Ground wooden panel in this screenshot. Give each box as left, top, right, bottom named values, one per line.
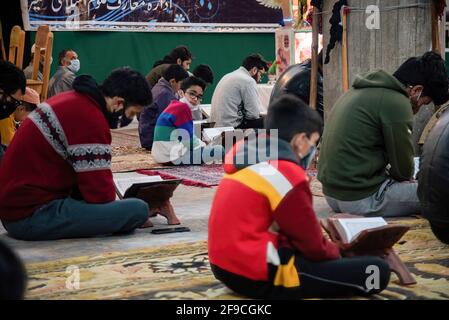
left=323, top=0, right=435, bottom=117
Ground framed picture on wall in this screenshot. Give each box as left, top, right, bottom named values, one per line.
left=294, top=30, right=323, bottom=64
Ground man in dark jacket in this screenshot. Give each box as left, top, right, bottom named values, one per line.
left=139, top=64, right=189, bottom=149
left=269, top=50, right=324, bottom=118
left=318, top=51, right=449, bottom=217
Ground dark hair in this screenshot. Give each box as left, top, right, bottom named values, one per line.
left=101, top=67, right=152, bottom=107
left=162, top=64, right=189, bottom=82
left=242, top=54, right=269, bottom=72
left=21, top=101, right=37, bottom=112
left=58, top=49, right=73, bottom=66
left=0, top=240, right=27, bottom=300
left=153, top=46, right=193, bottom=68
left=265, top=94, right=323, bottom=142
left=180, top=76, right=206, bottom=92
left=193, top=64, right=214, bottom=85
left=0, top=61, right=26, bottom=95
left=393, top=51, right=449, bottom=105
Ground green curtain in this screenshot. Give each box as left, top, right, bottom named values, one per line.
left=33, top=31, right=275, bottom=103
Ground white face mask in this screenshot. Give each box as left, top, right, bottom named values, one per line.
left=67, top=59, right=80, bottom=73
left=180, top=97, right=198, bottom=111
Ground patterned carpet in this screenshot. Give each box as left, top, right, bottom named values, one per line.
left=25, top=218, right=449, bottom=300
left=111, top=129, right=165, bottom=172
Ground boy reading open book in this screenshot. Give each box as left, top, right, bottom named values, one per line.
left=113, top=172, right=182, bottom=227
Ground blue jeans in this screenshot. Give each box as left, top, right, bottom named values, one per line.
left=2, top=197, right=149, bottom=240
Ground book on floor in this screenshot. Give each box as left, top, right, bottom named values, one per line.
left=320, top=214, right=415, bottom=285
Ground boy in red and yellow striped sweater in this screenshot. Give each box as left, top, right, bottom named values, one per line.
left=208, top=94, right=391, bottom=299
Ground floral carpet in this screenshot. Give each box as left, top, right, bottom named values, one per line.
left=139, top=164, right=225, bottom=188
left=25, top=217, right=449, bottom=300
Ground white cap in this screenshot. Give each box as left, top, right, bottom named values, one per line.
left=31, top=44, right=46, bottom=54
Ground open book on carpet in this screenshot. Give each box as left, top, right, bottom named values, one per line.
left=321, top=214, right=416, bottom=285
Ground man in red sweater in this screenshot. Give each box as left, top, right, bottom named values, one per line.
left=208, top=94, right=391, bottom=299
left=0, top=68, right=153, bottom=240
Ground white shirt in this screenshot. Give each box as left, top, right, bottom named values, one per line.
left=211, top=67, right=262, bottom=128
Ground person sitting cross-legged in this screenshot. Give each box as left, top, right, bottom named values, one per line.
left=0, top=67, right=153, bottom=241
left=208, top=94, right=390, bottom=299
left=151, top=76, right=224, bottom=165
left=318, top=51, right=449, bottom=217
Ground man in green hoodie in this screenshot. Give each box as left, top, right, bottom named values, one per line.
left=318, top=52, right=449, bottom=217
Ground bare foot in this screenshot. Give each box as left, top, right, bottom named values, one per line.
left=140, top=218, right=154, bottom=228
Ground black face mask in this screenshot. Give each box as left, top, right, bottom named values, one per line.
left=105, top=109, right=125, bottom=129
left=0, top=95, right=21, bottom=120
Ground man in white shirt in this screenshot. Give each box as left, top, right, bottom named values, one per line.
left=211, top=54, right=268, bottom=129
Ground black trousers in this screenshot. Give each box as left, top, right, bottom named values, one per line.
left=211, top=255, right=390, bottom=299
left=236, top=117, right=265, bottom=129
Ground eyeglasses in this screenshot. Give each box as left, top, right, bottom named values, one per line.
left=186, top=91, right=203, bottom=102
left=5, top=93, right=22, bottom=108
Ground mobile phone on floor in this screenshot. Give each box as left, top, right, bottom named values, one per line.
left=151, top=227, right=191, bottom=234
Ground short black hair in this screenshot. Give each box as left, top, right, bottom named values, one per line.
left=101, top=67, right=152, bottom=107
left=162, top=64, right=189, bottom=82
left=0, top=60, right=26, bottom=95
left=193, top=64, right=214, bottom=85
left=242, top=54, right=269, bottom=72
left=181, top=76, right=206, bottom=92
left=393, top=51, right=449, bottom=105
left=265, top=94, right=323, bottom=142
left=58, top=49, right=73, bottom=66
left=0, top=240, right=27, bottom=300
left=153, top=46, right=193, bottom=68
left=168, top=46, right=192, bottom=62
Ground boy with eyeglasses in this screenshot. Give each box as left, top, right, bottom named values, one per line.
left=152, top=76, right=224, bottom=165
left=0, top=87, right=40, bottom=151
left=0, top=61, right=26, bottom=162
left=139, top=64, right=189, bottom=150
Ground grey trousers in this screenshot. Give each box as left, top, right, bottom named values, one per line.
left=325, top=179, right=420, bottom=217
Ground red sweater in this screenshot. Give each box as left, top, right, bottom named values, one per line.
left=0, top=91, right=115, bottom=221
left=208, top=137, right=340, bottom=286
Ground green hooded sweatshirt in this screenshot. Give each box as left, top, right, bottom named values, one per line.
left=317, top=70, right=414, bottom=201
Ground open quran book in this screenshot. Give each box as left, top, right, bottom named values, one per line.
left=321, top=214, right=416, bottom=285
left=113, top=172, right=182, bottom=227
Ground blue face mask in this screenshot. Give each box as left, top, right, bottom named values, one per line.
left=300, top=145, right=317, bottom=170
